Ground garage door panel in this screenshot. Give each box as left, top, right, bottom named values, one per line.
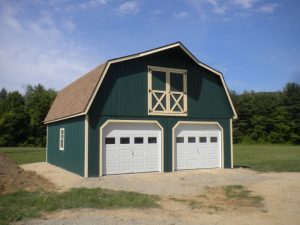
left=175, top=124, right=221, bottom=170
left=147, top=161, right=159, bottom=170
left=147, top=148, right=159, bottom=157
left=133, top=149, right=145, bottom=158
left=209, top=159, right=220, bottom=167
left=187, top=147, right=198, bottom=156
left=119, top=162, right=131, bottom=172
left=176, top=147, right=185, bottom=156
left=106, top=150, right=119, bottom=159
left=198, top=160, right=207, bottom=168
left=106, top=163, right=119, bottom=174
left=133, top=162, right=145, bottom=171
left=119, top=149, right=131, bottom=158
left=186, top=159, right=198, bottom=169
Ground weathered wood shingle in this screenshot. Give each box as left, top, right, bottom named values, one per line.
left=44, top=62, right=107, bottom=123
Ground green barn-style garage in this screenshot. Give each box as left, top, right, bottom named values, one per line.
left=44, top=42, right=237, bottom=177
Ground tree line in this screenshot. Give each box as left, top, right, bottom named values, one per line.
left=0, top=82, right=299, bottom=147
left=231, top=82, right=300, bottom=144
left=0, top=84, right=56, bottom=147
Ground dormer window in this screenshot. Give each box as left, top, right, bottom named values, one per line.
left=148, top=66, right=187, bottom=116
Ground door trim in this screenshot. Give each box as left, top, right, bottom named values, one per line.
left=172, top=121, right=224, bottom=171
left=99, top=119, right=164, bottom=177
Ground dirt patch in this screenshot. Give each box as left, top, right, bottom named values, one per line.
left=169, top=185, right=264, bottom=214
left=0, top=153, right=56, bottom=195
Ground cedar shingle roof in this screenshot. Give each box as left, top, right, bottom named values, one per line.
left=44, top=62, right=107, bottom=123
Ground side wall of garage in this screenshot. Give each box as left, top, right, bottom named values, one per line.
left=88, top=116, right=232, bottom=177
left=47, top=116, right=85, bottom=176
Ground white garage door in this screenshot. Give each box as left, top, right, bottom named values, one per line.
left=175, top=124, right=222, bottom=170
left=103, top=123, right=161, bottom=175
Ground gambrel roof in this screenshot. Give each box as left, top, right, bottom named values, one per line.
left=44, top=42, right=237, bottom=124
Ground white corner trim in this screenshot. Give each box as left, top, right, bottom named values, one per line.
left=84, top=43, right=237, bottom=119
left=171, top=121, right=224, bottom=171
left=84, top=115, right=89, bottom=178
left=46, top=126, right=48, bottom=162
left=230, top=119, right=233, bottom=168
left=99, top=119, right=164, bottom=177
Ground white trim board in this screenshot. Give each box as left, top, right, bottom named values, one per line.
left=84, top=115, right=89, bottom=177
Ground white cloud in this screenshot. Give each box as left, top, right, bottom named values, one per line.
left=63, top=20, right=76, bottom=31
left=0, top=4, right=95, bottom=91
left=118, top=1, right=140, bottom=15
left=187, top=0, right=279, bottom=18
left=259, top=3, right=278, bottom=14
left=213, top=5, right=228, bottom=15
left=174, top=11, right=189, bottom=18
left=151, top=9, right=163, bottom=16
left=234, top=0, right=255, bottom=9
left=77, top=0, right=108, bottom=10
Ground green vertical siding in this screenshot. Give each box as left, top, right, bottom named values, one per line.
left=87, top=47, right=234, bottom=176
left=47, top=116, right=85, bottom=176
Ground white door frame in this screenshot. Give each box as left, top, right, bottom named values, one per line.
left=99, top=119, right=164, bottom=177
left=172, top=121, right=224, bottom=171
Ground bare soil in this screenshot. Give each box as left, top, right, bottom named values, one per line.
left=0, top=154, right=56, bottom=195
left=16, top=162, right=300, bottom=225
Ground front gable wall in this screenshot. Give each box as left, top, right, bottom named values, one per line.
left=87, top=47, right=234, bottom=176
left=89, top=47, right=234, bottom=119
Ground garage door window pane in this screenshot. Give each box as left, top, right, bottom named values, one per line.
left=120, top=137, right=130, bottom=144
left=176, top=137, right=184, bottom=143
left=134, top=137, right=143, bottom=144
left=188, top=137, right=196, bottom=143
left=210, top=137, right=218, bottom=143
left=148, top=137, right=157, bottom=144
left=199, top=137, right=207, bottom=143
left=105, top=137, right=115, bottom=144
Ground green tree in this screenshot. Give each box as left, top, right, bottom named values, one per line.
left=0, top=91, right=30, bottom=146
left=24, top=84, right=56, bottom=146
left=0, top=88, right=8, bottom=116
left=282, top=83, right=300, bottom=144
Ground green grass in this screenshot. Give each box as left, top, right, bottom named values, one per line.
left=1, top=144, right=299, bottom=170
left=223, top=185, right=264, bottom=207
left=0, top=188, right=159, bottom=225
left=234, top=144, right=300, bottom=172
left=0, top=147, right=45, bottom=164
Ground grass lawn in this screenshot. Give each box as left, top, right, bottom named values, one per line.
left=0, top=147, right=45, bottom=164
left=0, top=145, right=299, bottom=171
left=0, top=188, right=159, bottom=225
left=234, top=144, right=300, bottom=172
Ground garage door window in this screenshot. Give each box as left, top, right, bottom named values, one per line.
left=199, top=137, right=207, bottom=143
left=148, top=137, right=157, bottom=144
left=134, top=137, right=144, bottom=144
left=148, top=66, right=187, bottom=116
left=210, top=137, right=218, bottom=143
left=188, top=137, right=196, bottom=143
left=120, top=137, right=130, bottom=144
left=176, top=137, right=184, bottom=143
left=105, top=137, right=115, bottom=144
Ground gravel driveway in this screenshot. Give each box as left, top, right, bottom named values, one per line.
left=19, top=163, right=300, bottom=225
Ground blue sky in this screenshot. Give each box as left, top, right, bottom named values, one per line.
left=0, top=0, right=299, bottom=93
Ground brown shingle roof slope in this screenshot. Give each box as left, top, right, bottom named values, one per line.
left=44, top=62, right=107, bottom=123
